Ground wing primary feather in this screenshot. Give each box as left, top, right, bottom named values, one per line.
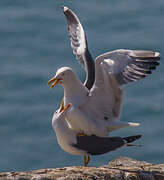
left=135, top=60, right=160, bottom=66
left=122, top=71, right=140, bottom=82
left=129, top=64, right=152, bottom=74
left=94, top=49, right=160, bottom=86
left=62, top=6, right=95, bottom=90
left=129, top=50, right=160, bottom=59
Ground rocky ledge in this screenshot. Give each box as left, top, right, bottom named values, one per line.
left=0, top=157, right=164, bottom=180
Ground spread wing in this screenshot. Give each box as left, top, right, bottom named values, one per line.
left=62, top=6, right=95, bottom=90
left=94, top=49, right=160, bottom=87
left=87, top=49, right=160, bottom=120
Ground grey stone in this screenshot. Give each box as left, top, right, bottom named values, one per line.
left=0, top=157, right=164, bottom=180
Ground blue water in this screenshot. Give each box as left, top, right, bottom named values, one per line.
left=0, top=0, right=164, bottom=172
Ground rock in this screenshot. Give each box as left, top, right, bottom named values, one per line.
left=0, top=157, right=164, bottom=180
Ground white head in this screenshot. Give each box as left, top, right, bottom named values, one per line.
left=48, top=67, right=77, bottom=88
left=52, top=103, right=71, bottom=123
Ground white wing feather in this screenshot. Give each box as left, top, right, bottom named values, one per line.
left=85, top=49, right=160, bottom=122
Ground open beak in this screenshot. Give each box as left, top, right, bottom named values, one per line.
left=58, top=102, right=71, bottom=113
left=64, top=103, right=71, bottom=111
left=48, top=77, right=62, bottom=88
left=59, top=100, right=64, bottom=113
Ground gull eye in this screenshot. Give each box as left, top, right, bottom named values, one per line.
left=61, top=72, right=65, bottom=76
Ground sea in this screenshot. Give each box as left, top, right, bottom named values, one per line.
left=0, top=0, right=164, bottom=172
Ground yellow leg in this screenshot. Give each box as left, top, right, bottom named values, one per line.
left=77, top=132, right=85, bottom=136
left=84, top=155, right=90, bottom=167
left=84, top=155, right=87, bottom=167
left=86, top=155, right=90, bottom=166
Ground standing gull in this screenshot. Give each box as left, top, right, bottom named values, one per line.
left=52, top=102, right=142, bottom=166
left=48, top=6, right=160, bottom=137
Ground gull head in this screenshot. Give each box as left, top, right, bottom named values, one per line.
left=53, top=103, right=71, bottom=121
left=48, top=67, right=76, bottom=88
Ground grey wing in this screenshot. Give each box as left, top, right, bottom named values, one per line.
left=62, top=6, right=95, bottom=90
left=87, top=49, right=160, bottom=121
left=72, top=135, right=125, bottom=155
left=95, top=49, right=160, bottom=86
left=72, top=134, right=142, bottom=155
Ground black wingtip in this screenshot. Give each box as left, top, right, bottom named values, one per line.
left=123, top=135, right=142, bottom=143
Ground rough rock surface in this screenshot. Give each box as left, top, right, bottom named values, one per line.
left=0, top=157, right=164, bottom=180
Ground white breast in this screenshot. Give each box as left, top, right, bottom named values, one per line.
left=65, top=105, right=108, bottom=137
left=52, top=116, right=85, bottom=156
left=55, top=131, right=84, bottom=155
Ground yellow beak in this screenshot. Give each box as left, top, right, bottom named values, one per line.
left=48, top=77, right=61, bottom=88
left=59, top=99, right=64, bottom=113
left=64, top=103, right=71, bottom=111
left=59, top=102, right=71, bottom=113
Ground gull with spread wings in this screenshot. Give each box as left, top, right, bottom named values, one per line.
left=48, top=6, right=160, bottom=137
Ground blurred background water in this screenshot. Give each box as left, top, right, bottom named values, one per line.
left=0, top=0, right=164, bottom=172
